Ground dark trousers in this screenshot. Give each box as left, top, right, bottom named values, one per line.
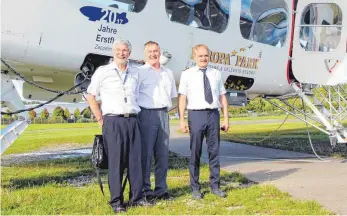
left=188, top=109, right=220, bottom=191
left=102, top=115, right=143, bottom=207
left=138, top=107, right=170, bottom=196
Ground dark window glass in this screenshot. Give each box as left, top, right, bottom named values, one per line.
left=165, top=0, right=231, bottom=33
left=240, top=0, right=289, bottom=48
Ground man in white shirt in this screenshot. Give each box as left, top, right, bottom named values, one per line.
left=178, top=44, right=229, bottom=199
left=85, top=39, right=152, bottom=213
left=138, top=41, right=178, bottom=201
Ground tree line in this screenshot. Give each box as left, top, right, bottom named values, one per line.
left=3, top=88, right=346, bottom=121
left=1, top=98, right=308, bottom=120
left=3, top=107, right=92, bottom=121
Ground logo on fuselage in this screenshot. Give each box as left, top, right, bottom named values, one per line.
left=80, top=6, right=129, bottom=25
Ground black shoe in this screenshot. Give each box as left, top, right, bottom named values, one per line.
left=112, top=205, right=126, bottom=213
left=192, top=190, right=203, bottom=199
left=129, top=199, right=154, bottom=207
left=156, top=192, right=174, bottom=201
left=144, top=194, right=156, bottom=202
left=211, top=188, right=227, bottom=198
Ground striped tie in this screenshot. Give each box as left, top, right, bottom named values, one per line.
left=200, top=68, right=213, bottom=104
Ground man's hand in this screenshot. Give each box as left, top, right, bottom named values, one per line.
left=180, top=119, right=189, bottom=133
left=97, top=117, right=103, bottom=127
left=178, top=94, right=189, bottom=133
left=85, top=94, right=103, bottom=128
left=219, top=94, right=229, bottom=132
left=221, top=118, right=229, bottom=132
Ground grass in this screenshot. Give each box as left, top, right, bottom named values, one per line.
left=222, top=119, right=347, bottom=157
left=2, top=123, right=101, bottom=155
left=1, top=154, right=332, bottom=215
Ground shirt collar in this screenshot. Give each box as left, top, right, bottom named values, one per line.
left=144, top=62, right=164, bottom=72
left=109, top=61, right=130, bottom=72
left=193, top=66, right=208, bottom=72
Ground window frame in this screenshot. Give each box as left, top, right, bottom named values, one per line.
left=298, top=3, right=343, bottom=52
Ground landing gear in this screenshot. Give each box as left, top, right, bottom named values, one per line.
left=264, top=82, right=347, bottom=159
left=266, top=82, right=347, bottom=147
left=1, top=73, right=30, bottom=154
left=0, top=58, right=97, bottom=154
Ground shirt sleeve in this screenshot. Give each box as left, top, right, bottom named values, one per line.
left=218, top=71, right=226, bottom=95
left=178, top=71, right=188, bottom=96
left=169, top=70, right=178, bottom=98
left=87, top=67, right=102, bottom=96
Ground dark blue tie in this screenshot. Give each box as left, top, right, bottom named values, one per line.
left=200, top=68, right=213, bottom=104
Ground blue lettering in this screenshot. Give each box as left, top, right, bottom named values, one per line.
left=80, top=6, right=129, bottom=24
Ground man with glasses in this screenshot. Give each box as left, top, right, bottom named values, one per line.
left=86, top=39, right=152, bottom=213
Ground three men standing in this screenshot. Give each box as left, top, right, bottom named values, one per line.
left=86, top=39, right=228, bottom=213
left=178, top=44, right=229, bottom=199
left=138, top=41, right=178, bottom=201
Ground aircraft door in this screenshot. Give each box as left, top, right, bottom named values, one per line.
left=292, top=0, right=347, bottom=85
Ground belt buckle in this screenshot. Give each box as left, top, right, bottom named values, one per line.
left=124, top=113, right=129, bottom=118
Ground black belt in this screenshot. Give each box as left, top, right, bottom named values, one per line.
left=140, top=106, right=167, bottom=111
left=188, top=108, right=218, bottom=111
left=104, top=113, right=137, bottom=118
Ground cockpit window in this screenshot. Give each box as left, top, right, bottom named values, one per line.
left=165, top=0, right=231, bottom=33
left=239, top=0, right=289, bottom=48
left=87, top=0, right=147, bottom=13
left=299, top=3, right=342, bottom=52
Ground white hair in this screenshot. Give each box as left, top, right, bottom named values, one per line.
left=112, top=38, right=132, bottom=52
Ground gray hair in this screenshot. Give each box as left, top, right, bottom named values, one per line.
left=112, top=38, right=132, bottom=52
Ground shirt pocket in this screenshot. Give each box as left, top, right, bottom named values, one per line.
left=210, top=77, right=219, bottom=98
left=142, top=77, right=157, bottom=89
left=209, top=76, right=220, bottom=94
left=102, top=77, right=122, bottom=91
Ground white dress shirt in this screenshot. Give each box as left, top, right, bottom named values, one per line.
left=87, top=61, right=141, bottom=115
left=138, top=63, right=178, bottom=109
left=178, top=66, right=226, bottom=110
